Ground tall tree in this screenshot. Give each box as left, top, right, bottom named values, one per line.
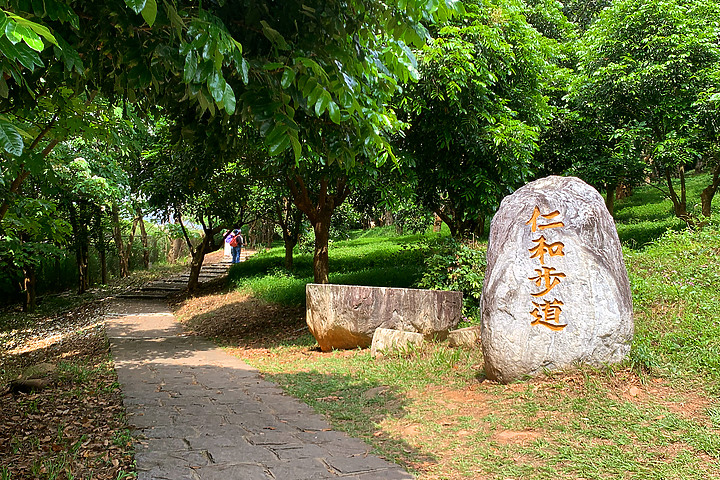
left=572, top=0, right=720, bottom=222
left=2, top=0, right=462, bottom=287
left=399, top=0, right=555, bottom=238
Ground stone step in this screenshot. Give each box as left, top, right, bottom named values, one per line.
left=141, top=284, right=185, bottom=291
left=117, top=291, right=176, bottom=299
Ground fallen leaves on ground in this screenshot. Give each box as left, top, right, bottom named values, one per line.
left=172, top=290, right=306, bottom=349
left=0, top=302, right=135, bottom=480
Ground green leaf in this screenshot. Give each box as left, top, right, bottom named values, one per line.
left=0, top=120, right=24, bottom=156
left=0, top=75, right=8, bottom=98
left=184, top=51, right=198, bottom=83
left=268, top=132, right=291, bottom=156
left=290, top=134, right=302, bottom=161
left=266, top=122, right=291, bottom=156
left=124, top=0, right=147, bottom=14
left=266, top=122, right=288, bottom=145
left=164, top=1, right=184, bottom=36
left=307, top=85, right=323, bottom=106
left=6, top=12, right=58, bottom=46
left=260, top=20, right=289, bottom=50
left=196, top=88, right=215, bottom=115
left=302, top=77, right=318, bottom=97
left=315, top=90, right=331, bottom=116
left=4, top=20, right=24, bottom=44
left=24, top=21, right=56, bottom=46
left=0, top=38, right=43, bottom=71
left=141, top=0, right=157, bottom=26
left=262, top=62, right=284, bottom=71
left=222, top=83, right=236, bottom=115
left=327, top=101, right=341, bottom=123
left=208, top=71, right=226, bottom=102
left=281, top=68, right=295, bottom=89
left=6, top=22, right=44, bottom=51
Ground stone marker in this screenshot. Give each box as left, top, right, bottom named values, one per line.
left=306, top=284, right=462, bottom=351
left=481, top=176, right=633, bottom=383
left=371, top=328, right=425, bottom=358
left=447, top=325, right=482, bottom=348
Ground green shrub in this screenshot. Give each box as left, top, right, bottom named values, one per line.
left=416, top=237, right=486, bottom=322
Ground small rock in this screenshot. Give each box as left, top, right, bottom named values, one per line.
left=21, top=362, right=57, bottom=380
left=448, top=326, right=482, bottom=348
left=370, top=328, right=425, bottom=358
left=362, top=386, right=389, bottom=399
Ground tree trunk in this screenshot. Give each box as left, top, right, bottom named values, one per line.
left=605, top=183, right=617, bottom=217
left=69, top=202, right=90, bottom=294
left=473, top=213, right=486, bottom=238
left=167, top=237, right=183, bottom=263
left=313, top=211, right=332, bottom=284
left=112, top=205, right=130, bottom=277
left=124, top=214, right=140, bottom=272
left=435, top=207, right=459, bottom=238
left=94, top=207, right=107, bottom=284
left=286, top=173, right=350, bottom=284
left=136, top=207, right=150, bottom=269
left=284, top=238, right=295, bottom=270
left=187, top=237, right=210, bottom=293
left=433, top=213, right=442, bottom=233
left=77, top=241, right=90, bottom=294
left=277, top=199, right=303, bottom=271
left=21, top=265, right=37, bottom=313
left=99, top=245, right=107, bottom=285
left=382, top=209, right=393, bottom=226
left=664, top=166, right=688, bottom=220
left=700, top=160, right=720, bottom=217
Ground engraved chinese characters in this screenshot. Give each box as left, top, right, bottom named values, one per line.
left=526, top=207, right=567, bottom=330
left=481, top=176, right=634, bottom=384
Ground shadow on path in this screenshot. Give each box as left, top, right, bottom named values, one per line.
left=106, top=291, right=418, bottom=479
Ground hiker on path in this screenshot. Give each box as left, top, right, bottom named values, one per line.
left=229, top=229, right=244, bottom=263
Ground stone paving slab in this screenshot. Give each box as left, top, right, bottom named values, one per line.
left=106, top=297, right=414, bottom=480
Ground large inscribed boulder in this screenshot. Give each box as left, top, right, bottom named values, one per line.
left=306, top=284, right=462, bottom=352
left=481, top=176, right=633, bottom=383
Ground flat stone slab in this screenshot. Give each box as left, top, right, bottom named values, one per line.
left=106, top=297, right=413, bottom=480
left=447, top=326, right=482, bottom=348
left=307, top=283, right=462, bottom=351
left=371, top=328, right=425, bottom=358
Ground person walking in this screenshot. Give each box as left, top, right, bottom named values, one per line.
left=229, top=229, right=244, bottom=264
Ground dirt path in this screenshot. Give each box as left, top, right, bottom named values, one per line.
left=106, top=281, right=413, bottom=479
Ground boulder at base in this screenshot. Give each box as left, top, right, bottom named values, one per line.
left=448, top=326, right=482, bottom=348
left=371, top=328, right=425, bottom=358
left=481, top=176, right=633, bottom=383
left=306, top=284, right=462, bottom=352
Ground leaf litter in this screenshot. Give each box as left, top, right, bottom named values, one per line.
left=0, top=300, right=135, bottom=479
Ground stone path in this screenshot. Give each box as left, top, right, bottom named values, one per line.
left=106, top=294, right=413, bottom=479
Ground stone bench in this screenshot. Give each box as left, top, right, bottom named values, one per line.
left=306, top=283, right=463, bottom=352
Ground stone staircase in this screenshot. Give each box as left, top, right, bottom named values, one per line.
left=118, top=251, right=252, bottom=299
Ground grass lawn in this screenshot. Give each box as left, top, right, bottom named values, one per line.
left=174, top=175, right=720, bottom=479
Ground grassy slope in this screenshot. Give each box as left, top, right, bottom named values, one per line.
left=228, top=226, right=428, bottom=306
left=615, top=171, right=720, bottom=247
left=223, top=174, right=720, bottom=479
